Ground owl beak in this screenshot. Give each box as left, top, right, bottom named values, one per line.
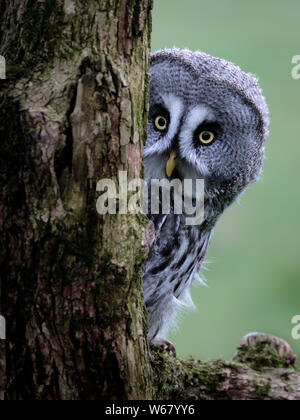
left=166, top=150, right=177, bottom=177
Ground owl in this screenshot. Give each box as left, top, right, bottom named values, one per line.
left=143, top=48, right=269, bottom=351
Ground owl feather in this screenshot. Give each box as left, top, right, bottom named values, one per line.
left=143, top=48, right=269, bottom=346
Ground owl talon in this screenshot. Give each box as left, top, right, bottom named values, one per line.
left=150, top=338, right=177, bottom=357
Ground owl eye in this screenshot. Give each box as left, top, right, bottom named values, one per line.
left=154, top=115, right=168, bottom=131
left=199, top=131, right=215, bottom=145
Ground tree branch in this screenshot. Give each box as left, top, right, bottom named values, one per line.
left=152, top=334, right=300, bottom=400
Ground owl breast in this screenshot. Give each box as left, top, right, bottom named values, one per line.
left=143, top=210, right=213, bottom=341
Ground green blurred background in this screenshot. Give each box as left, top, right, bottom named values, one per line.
left=152, top=0, right=300, bottom=361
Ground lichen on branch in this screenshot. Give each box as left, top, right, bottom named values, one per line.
left=151, top=334, right=300, bottom=400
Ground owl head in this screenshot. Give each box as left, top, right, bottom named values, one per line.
left=145, top=48, right=269, bottom=217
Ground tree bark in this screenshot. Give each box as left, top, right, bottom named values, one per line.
left=151, top=354, right=300, bottom=401
left=0, top=0, right=299, bottom=401
left=151, top=335, right=300, bottom=400
left=0, top=0, right=153, bottom=400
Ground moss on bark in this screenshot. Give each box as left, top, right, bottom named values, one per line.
left=151, top=336, right=300, bottom=400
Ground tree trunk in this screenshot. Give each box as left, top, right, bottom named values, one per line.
left=0, top=0, right=153, bottom=400
left=1, top=0, right=299, bottom=401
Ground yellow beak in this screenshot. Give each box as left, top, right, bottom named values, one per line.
left=166, top=150, right=177, bottom=177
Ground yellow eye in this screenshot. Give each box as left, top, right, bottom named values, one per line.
left=199, top=131, right=215, bottom=145
left=154, top=115, right=168, bottom=131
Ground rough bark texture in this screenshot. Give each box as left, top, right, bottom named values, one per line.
left=0, top=0, right=153, bottom=400
left=151, top=335, right=300, bottom=400
left=152, top=354, right=300, bottom=401
left=0, top=0, right=299, bottom=401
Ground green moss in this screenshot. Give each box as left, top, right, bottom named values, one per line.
left=234, top=339, right=290, bottom=372
left=5, top=64, right=32, bottom=79
left=135, top=212, right=149, bottom=228
left=151, top=348, right=229, bottom=400
left=252, top=382, right=271, bottom=399
left=185, top=360, right=228, bottom=399
left=65, top=211, right=98, bottom=265
left=4, top=0, right=64, bottom=79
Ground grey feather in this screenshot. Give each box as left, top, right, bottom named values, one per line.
left=143, top=48, right=269, bottom=343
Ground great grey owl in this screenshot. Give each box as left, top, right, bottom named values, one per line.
left=143, top=48, right=269, bottom=350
